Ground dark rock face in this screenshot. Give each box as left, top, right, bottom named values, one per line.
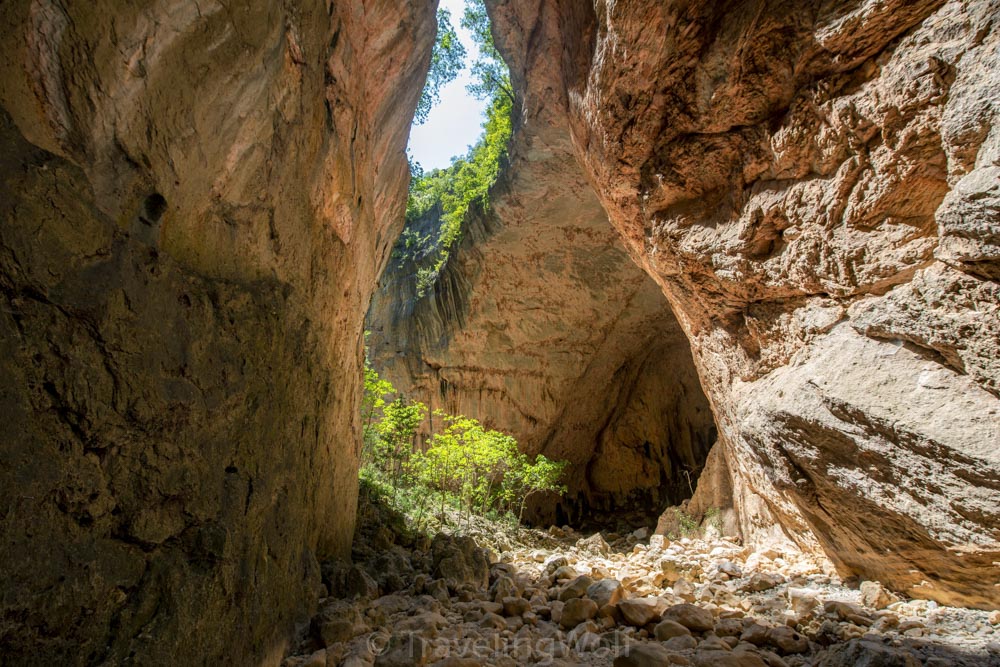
left=486, top=0, right=1000, bottom=608
left=0, top=1, right=433, bottom=663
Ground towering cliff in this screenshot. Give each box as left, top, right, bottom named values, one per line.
left=3, top=0, right=998, bottom=662
left=368, top=91, right=717, bottom=525
left=0, top=1, right=433, bottom=663
left=372, top=0, right=1000, bottom=609
left=502, top=0, right=1000, bottom=608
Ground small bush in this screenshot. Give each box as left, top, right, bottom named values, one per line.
left=703, top=506, right=723, bottom=533
left=359, top=353, right=567, bottom=532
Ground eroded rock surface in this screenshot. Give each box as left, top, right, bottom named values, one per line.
left=368, top=96, right=716, bottom=522
left=0, top=0, right=433, bottom=662
left=485, top=0, right=1000, bottom=607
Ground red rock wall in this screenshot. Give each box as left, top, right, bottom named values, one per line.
left=487, top=0, right=999, bottom=608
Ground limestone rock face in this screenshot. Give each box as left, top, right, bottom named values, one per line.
left=0, top=0, right=433, bottom=663
left=488, top=0, right=1000, bottom=607
left=368, top=76, right=716, bottom=523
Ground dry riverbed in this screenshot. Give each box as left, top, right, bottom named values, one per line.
left=283, top=520, right=1000, bottom=667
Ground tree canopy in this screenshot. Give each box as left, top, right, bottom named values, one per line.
left=400, top=0, right=514, bottom=297
left=461, top=0, right=514, bottom=104
left=414, top=9, right=467, bottom=125
left=361, top=360, right=567, bottom=529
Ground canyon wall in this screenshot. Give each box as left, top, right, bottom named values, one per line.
left=484, top=0, right=1000, bottom=608
left=0, top=0, right=433, bottom=663
left=368, top=93, right=717, bottom=525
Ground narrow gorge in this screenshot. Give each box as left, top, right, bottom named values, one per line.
left=0, top=0, right=998, bottom=665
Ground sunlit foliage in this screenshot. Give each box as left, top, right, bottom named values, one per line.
left=401, top=0, right=514, bottom=297
left=360, top=358, right=567, bottom=530
left=414, top=9, right=467, bottom=125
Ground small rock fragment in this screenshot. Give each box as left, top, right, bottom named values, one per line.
left=691, top=651, right=768, bottom=667
left=559, top=575, right=594, bottom=601
left=654, top=619, right=692, bottom=640
left=613, top=641, right=675, bottom=667
left=577, top=532, right=612, bottom=555
left=479, top=612, right=506, bottom=629
left=765, top=626, right=808, bottom=654
left=374, top=633, right=430, bottom=667
left=619, top=597, right=666, bottom=627
left=560, top=597, right=599, bottom=628
left=859, top=581, right=897, bottom=610
left=588, top=578, right=626, bottom=607
left=663, top=635, right=699, bottom=651
left=502, top=596, right=530, bottom=617
left=746, top=573, right=784, bottom=592
left=673, top=578, right=696, bottom=602
left=661, top=603, right=714, bottom=632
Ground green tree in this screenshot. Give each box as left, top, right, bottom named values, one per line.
left=375, top=398, right=427, bottom=496
left=362, top=360, right=395, bottom=443
left=504, top=454, right=569, bottom=522
left=461, top=0, right=514, bottom=104
left=409, top=428, right=464, bottom=518
left=407, top=410, right=567, bottom=526
left=414, top=8, right=467, bottom=125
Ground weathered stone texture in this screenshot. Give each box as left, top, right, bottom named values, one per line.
left=0, top=0, right=433, bottom=663
left=368, top=81, right=716, bottom=524
left=484, top=0, right=999, bottom=607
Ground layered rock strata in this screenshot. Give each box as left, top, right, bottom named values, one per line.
left=487, top=0, right=1000, bottom=608
left=0, top=0, right=433, bottom=662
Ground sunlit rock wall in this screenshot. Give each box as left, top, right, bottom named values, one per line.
left=490, top=0, right=1000, bottom=608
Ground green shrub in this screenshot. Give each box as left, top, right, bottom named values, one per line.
left=662, top=507, right=700, bottom=540
left=704, top=506, right=723, bottom=533
left=359, top=353, right=568, bottom=530
left=362, top=355, right=394, bottom=442
left=406, top=411, right=568, bottom=527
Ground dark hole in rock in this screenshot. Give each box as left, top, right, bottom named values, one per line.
left=140, top=193, right=167, bottom=226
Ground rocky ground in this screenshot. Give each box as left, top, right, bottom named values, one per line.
left=283, top=497, right=1000, bottom=667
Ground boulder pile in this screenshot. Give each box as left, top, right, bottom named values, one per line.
left=283, top=525, right=1000, bottom=666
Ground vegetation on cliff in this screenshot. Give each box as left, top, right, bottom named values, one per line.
left=404, top=94, right=512, bottom=295
left=401, top=0, right=513, bottom=296
left=414, top=8, right=466, bottom=125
